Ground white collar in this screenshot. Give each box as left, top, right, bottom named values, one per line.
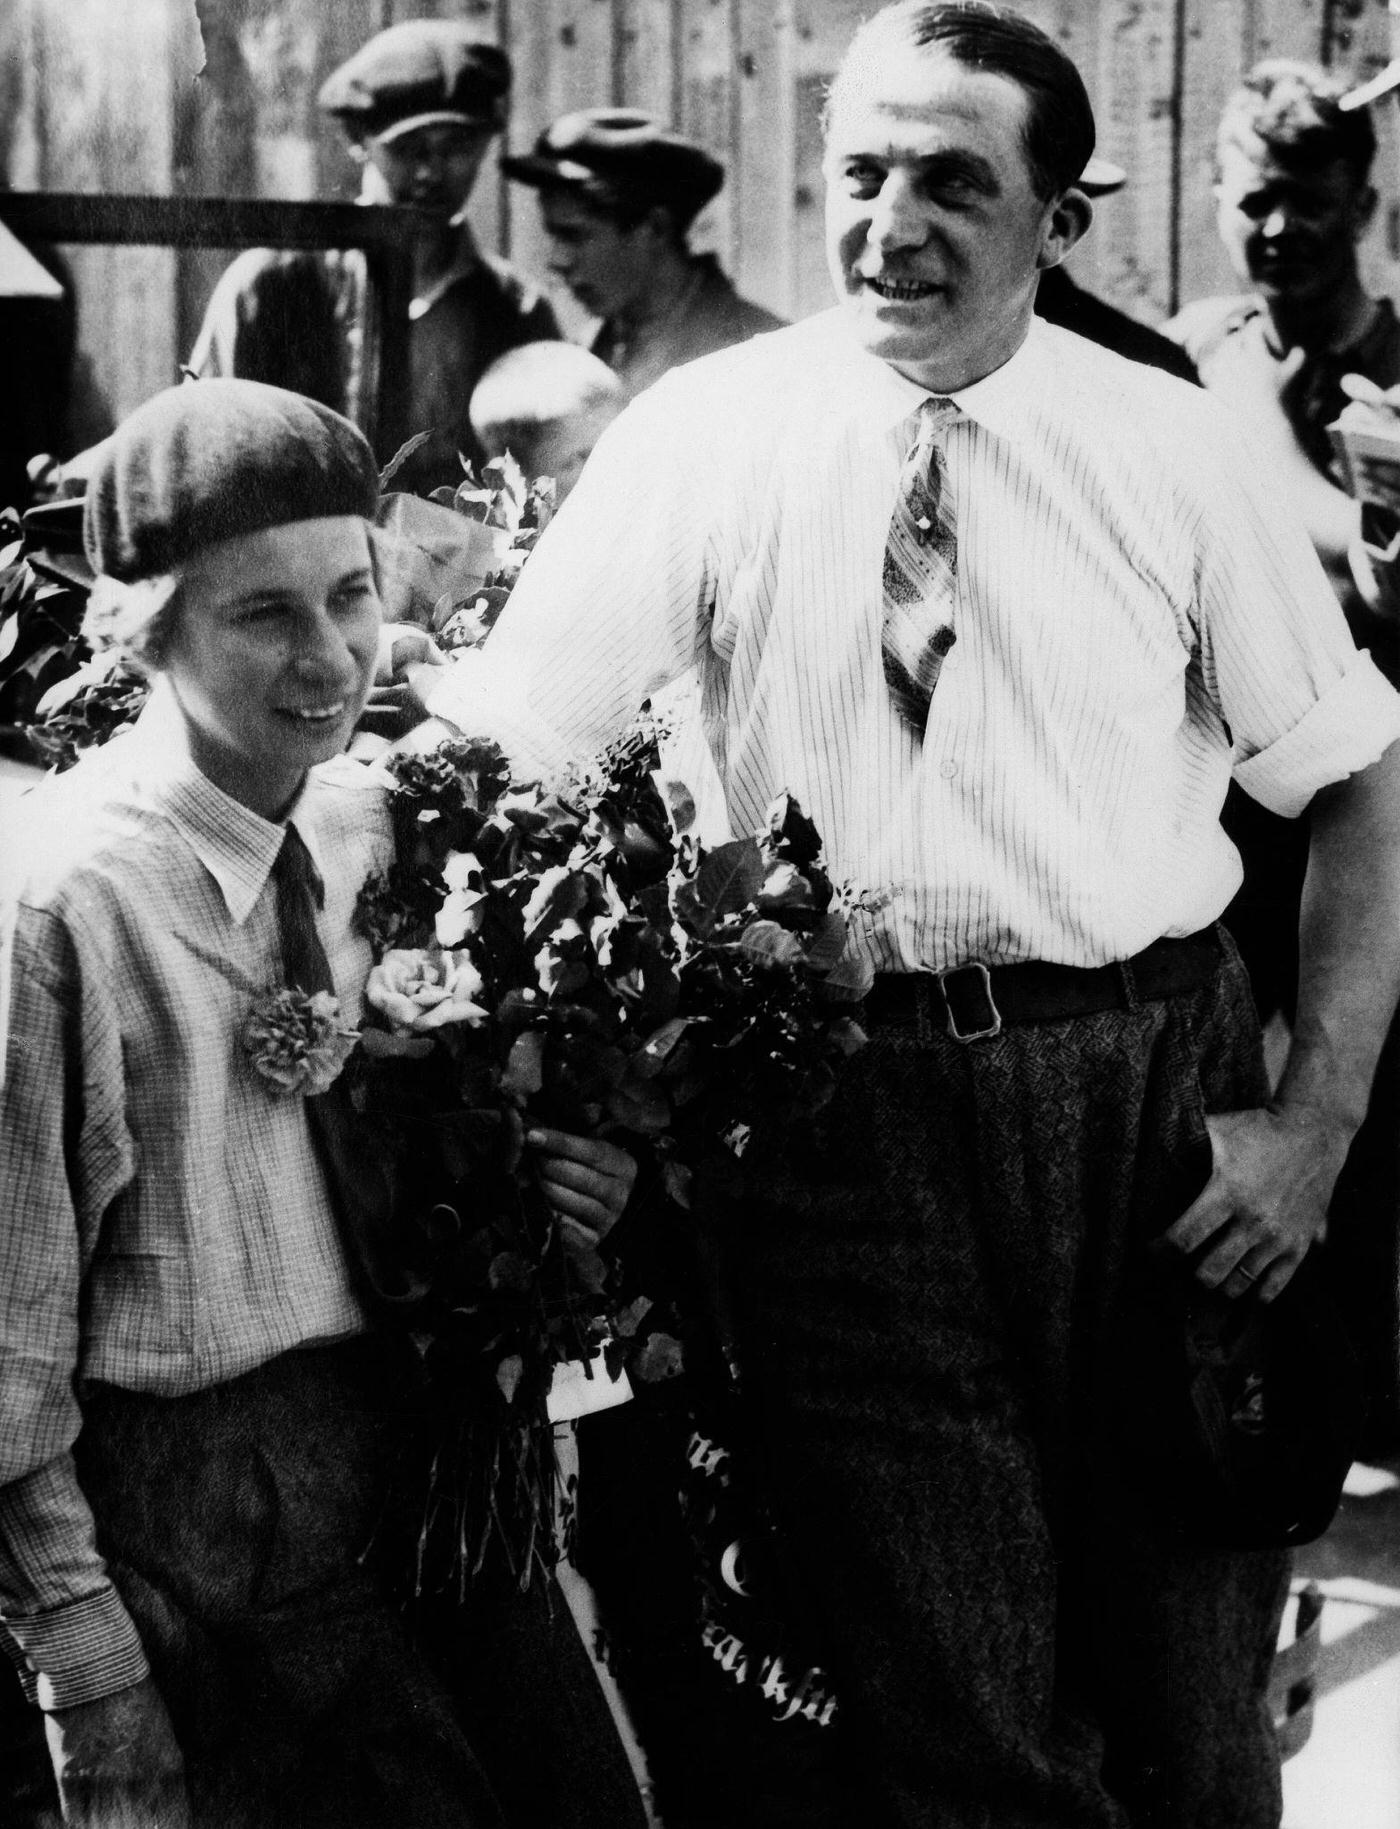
left=124, top=680, right=327, bottom=926
left=815, top=306, right=1053, bottom=438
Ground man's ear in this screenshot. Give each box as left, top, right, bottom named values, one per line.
left=1036, top=187, right=1094, bottom=272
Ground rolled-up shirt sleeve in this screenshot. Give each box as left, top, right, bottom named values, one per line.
left=0, top=904, right=148, bottom=1710
left=1186, top=398, right=1400, bottom=814
left=425, top=378, right=717, bottom=774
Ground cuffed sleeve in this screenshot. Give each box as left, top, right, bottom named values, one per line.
left=1181, top=394, right=1400, bottom=814
left=1234, top=648, right=1400, bottom=817
left=6, top=1582, right=150, bottom=1711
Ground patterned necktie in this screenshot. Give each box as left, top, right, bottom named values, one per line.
left=272, top=823, right=335, bottom=997
left=272, top=823, right=370, bottom=1254
left=881, top=397, right=960, bottom=734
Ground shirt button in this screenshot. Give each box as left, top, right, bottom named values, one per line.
left=939, top=759, right=958, bottom=780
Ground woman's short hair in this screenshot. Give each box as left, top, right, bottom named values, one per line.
left=81, top=572, right=182, bottom=673
left=824, top=1, right=1096, bottom=203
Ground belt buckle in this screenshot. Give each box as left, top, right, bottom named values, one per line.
left=936, top=961, right=1002, bottom=1043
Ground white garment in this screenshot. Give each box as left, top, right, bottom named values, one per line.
left=428, top=310, right=1400, bottom=973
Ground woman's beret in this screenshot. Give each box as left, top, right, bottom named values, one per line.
left=84, top=379, right=379, bottom=582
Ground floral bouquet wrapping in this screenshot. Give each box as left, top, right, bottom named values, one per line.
left=338, top=718, right=871, bottom=1593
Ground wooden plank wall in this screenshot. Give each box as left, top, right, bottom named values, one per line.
left=6, top=0, right=1400, bottom=429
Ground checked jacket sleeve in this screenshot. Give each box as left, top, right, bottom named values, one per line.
left=0, top=900, right=149, bottom=1711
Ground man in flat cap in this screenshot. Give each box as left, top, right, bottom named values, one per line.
left=504, top=109, right=783, bottom=401
left=189, top=21, right=559, bottom=494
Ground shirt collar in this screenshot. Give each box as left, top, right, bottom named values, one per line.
left=821, top=306, right=1054, bottom=439
left=944, top=315, right=1053, bottom=440
left=124, top=679, right=321, bottom=925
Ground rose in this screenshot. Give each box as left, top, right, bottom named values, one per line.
left=366, top=947, right=490, bottom=1033
left=435, top=851, right=487, bottom=947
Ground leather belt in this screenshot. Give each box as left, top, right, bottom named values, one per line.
left=862, top=927, right=1223, bottom=1042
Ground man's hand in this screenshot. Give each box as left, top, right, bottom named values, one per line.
left=360, top=622, right=447, bottom=739
left=45, top=1677, right=190, bottom=1827
left=1160, top=1105, right=1351, bottom=1303
left=527, top=1128, right=637, bottom=1252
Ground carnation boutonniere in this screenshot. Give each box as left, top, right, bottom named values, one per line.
left=241, top=985, right=359, bottom=1096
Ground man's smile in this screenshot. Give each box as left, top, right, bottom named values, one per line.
left=863, top=275, right=942, bottom=301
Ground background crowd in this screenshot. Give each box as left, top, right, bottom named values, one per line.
left=3, top=4, right=1400, bottom=1827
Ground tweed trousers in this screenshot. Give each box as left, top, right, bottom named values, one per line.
left=738, top=934, right=1290, bottom=1829
left=57, top=1334, right=644, bottom=1829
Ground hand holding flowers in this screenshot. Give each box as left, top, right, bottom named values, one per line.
left=338, top=718, right=866, bottom=1589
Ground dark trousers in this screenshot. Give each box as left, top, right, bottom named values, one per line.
left=737, top=938, right=1289, bottom=1828
left=48, top=1334, right=644, bottom=1829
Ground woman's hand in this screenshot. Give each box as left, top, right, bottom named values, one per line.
left=45, top=1677, right=190, bottom=1828
left=526, top=1128, right=637, bottom=1247
left=359, top=622, right=447, bottom=739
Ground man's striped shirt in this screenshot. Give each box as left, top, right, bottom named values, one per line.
left=427, top=310, right=1400, bottom=974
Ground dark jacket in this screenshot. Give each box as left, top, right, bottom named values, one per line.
left=592, top=253, right=785, bottom=399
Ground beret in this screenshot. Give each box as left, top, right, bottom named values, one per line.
left=85, top=379, right=379, bottom=583
left=318, top=23, right=511, bottom=141
left=502, top=109, right=724, bottom=225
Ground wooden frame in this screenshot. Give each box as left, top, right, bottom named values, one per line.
left=0, top=193, right=419, bottom=453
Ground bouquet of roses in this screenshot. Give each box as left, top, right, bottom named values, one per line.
left=341, top=717, right=870, bottom=1592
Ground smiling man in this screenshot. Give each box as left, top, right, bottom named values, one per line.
left=1167, top=63, right=1399, bottom=621
left=399, top=6, right=1400, bottom=1823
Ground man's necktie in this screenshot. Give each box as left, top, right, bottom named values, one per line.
left=881, top=397, right=960, bottom=734
left=272, top=822, right=335, bottom=997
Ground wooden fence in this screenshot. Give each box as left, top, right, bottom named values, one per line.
left=3, top=0, right=1400, bottom=429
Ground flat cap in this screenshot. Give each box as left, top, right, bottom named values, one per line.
left=85, top=379, right=379, bottom=582
left=502, top=109, right=724, bottom=225
left=318, top=22, right=511, bottom=141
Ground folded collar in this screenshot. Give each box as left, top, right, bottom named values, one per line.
left=820, top=306, right=1053, bottom=439
left=124, top=680, right=325, bottom=926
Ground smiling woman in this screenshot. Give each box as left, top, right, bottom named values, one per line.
left=0, top=377, right=648, bottom=1828
left=81, top=379, right=384, bottom=818
left=162, top=519, right=380, bottom=819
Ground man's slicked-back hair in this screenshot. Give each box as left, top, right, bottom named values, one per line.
left=1216, top=60, right=1377, bottom=188
left=824, top=1, right=1096, bottom=202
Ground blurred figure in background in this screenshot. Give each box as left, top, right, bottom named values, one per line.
left=469, top=341, right=624, bottom=501
left=503, top=110, right=783, bottom=401
left=1167, top=61, right=1398, bottom=670
left=189, top=21, right=559, bottom=493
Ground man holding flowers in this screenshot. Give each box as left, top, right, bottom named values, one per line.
left=0, top=379, right=643, bottom=1826
left=398, top=4, right=1400, bottom=1824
